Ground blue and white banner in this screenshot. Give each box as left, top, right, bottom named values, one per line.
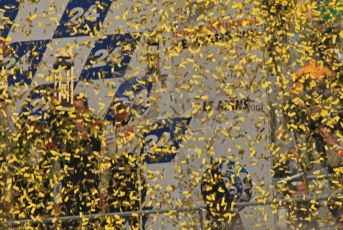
left=20, top=82, right=54, bottom=121
left=80, top=33, right=141, bottom=80
left=53, top=0, right=112, bottom=38
left=142, top=117, right=192, bottom=164
left=0, top=0, right=20, bottom=39
left=2, top=40, right=49, bottom=86
left=105, top=74, right=153, bottom=121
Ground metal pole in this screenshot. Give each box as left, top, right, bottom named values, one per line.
left=273, top=173, right=339, bottom=184
left=198, top=209, right=204, bottom=230
left=137, top=150, right=143, bottom=230
left=4, top=194, right=342, bottom=227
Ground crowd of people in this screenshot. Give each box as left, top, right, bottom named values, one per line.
left=260, top=0, right=343, bottom=228
left=0, top=1, right=342, bottom=229
left=0, top=89, right=148, bottom=228
left=274, top=51, right=342, bottom=227
left=269, top=1, right=343, bottom=227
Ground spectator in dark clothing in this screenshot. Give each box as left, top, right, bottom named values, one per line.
left=58, top=94, right=102, bottom=228
left=0, top=82, right=13, bottom=221
left=10, top=119, right=56, bottom=228
left=102, top=100, right=147, bottom=229
left=107, top=152, right=147, bottom=229
left=319, top=127, right=343, bottom=227
left=201, top=162, right=235, bottom=229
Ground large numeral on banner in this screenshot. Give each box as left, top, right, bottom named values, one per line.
left=80, top=33, right=141, bottom=80
left=4, top=40, right=48, bottom=86
left=20, top=83, right=54, bottom=121
left=83, top=5, right=100, bottom=22
left=91, top=49, right=109, bottom=68
left=104, top=75, right=153, bottom=122
left=66, top=7, right=85, bottom=26
left=91, top=47, right=122, bottom=68
left=53, top=0, right=112, bottom=38
left=6, top=52, right=32, bottom=72
left=143, top=134, right=159, bottom=154
left=141, top=117, right=191, bottom=164
left=143, top=132, right=172, bottom=155
left=66, top=5, right=100, bottom=26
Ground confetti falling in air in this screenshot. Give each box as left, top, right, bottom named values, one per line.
left=0, top=0, right=342, bottom=229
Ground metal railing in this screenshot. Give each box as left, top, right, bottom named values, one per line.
left=3, top=194, right=342, bottom=228
left=272, top=173, right=338, bottom=184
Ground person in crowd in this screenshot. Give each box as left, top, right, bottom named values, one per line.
left=1, top=69, right=55, bottom=226
left=286, top=26, right=341, bottom=168
left=56, top=94, right=102, bottom=228
left=281, top=148, right=318, bottom=229
left=46, top=94, right=75, bottom=220
left=9, top=115, right=57, bottom=228
left=1, top=87, right=63, bottom=228
left=288, top=180, right=320, bottom=229
left=0, top=73, right=14, bottom=222
left=100, top=99, right=147, bottom=229
left=274, top=147, right=320, bottom=229
left=319, top=126, right=343, bottom=227
left=327, top=175, right=343, bottom=229
left=287, top=24, right=342, bottom=225
left=9, top=92, right=89, bottom=228
left=319, top=127, right=343, bottom=165
left=201, top=159, right=249, bottom=230
left=201, top=164, right=234, bottom=229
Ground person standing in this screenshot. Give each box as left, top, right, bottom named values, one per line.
left=319, top=127, right=343, bottom=227
left=58, top=94, right=102, bottom=228
left=0, top=73, right=14, bottom=223
left=100, top=99, right=147, bottom=229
